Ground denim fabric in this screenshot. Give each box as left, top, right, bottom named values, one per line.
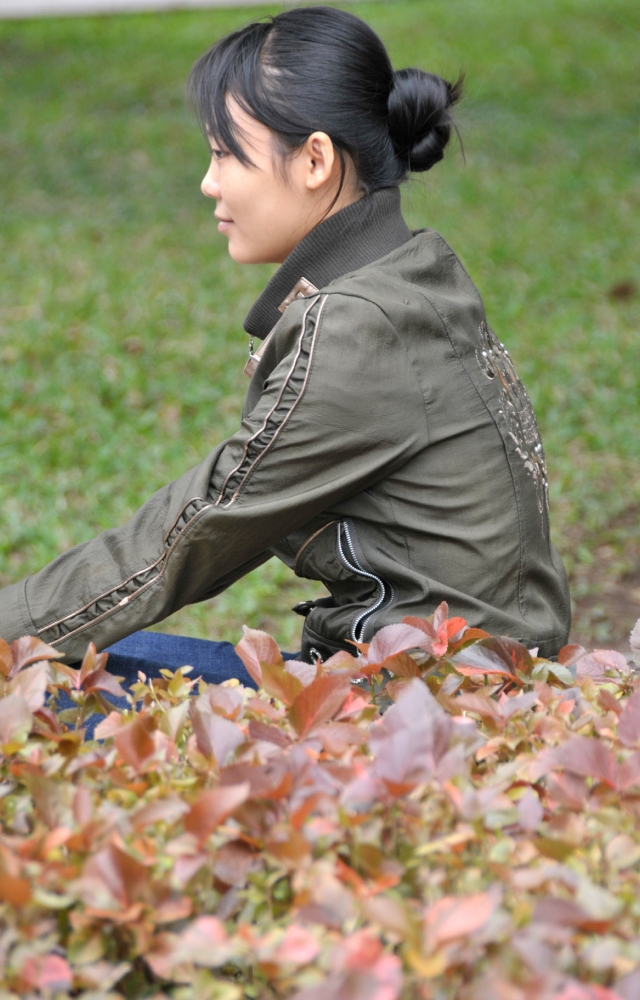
left=58, top=631, right=297, bottom=740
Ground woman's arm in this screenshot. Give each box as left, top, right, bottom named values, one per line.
left=0, top=292, right=426, bottom=661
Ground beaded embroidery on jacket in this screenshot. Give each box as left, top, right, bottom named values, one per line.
left=476, top=321, right=549, bottom=518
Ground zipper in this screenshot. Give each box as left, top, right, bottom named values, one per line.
left=336, top=520, right=389, bottom=642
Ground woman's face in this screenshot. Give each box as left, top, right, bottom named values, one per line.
left=201, top=100, right=357, bottom=265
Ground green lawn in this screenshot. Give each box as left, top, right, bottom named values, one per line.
left=1, top=0, right=639, bottom=650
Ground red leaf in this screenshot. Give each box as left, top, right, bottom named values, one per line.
left=212, top=839, right=262, bottom=887
left=79, top=643, right=109, bottom=686
left=289, top=672, right=352, bottom=737
left=114, top=714, right=156, bottom=770
left=558, top=644, right=587, bottom=667
left=83, top=668, right=127, bottom=699
left=184, top=783, right=250, bottom=842
left=221, top=759, right=292, bottom=800
left=83, top=841, right=148, bottom=909
left=448, top=627, right=492, bottom=654
left=9, top=636, right=62, bottom=677
left=248, top=718, right=292, bottom=748
left=235, top=627, right=282, bottom=686
left=618, top=690, right=640, bottom=747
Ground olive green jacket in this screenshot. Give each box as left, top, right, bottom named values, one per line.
left=0, top=188, right=570, bottom=662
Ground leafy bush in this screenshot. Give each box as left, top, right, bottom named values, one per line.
left=1, top=607, right=640, bottom=1000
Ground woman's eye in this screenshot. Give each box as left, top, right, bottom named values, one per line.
left=210, top=148, right=227, bottom=161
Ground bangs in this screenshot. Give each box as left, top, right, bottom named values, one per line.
left=188, top=23, right=272, bottom=167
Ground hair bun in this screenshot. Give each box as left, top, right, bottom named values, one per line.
left=388, top=68, right=463, bottom=173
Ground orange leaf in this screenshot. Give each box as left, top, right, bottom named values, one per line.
left=0, top=872, right=31, bottom=907
left=0, top=638, right=13, bottom=678
left=114, top=714, right=156, bottom=770
left=289, top=673, right=352, bottom=737
left=261, top=660, right=305, bottom=706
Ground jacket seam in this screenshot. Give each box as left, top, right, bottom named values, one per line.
left=40, top=500, right=215, bottom=646
left=214, top=294, right=322, bottom=507
left=218, top=294, right=328, bottom=509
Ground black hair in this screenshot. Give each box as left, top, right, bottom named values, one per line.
left=188, top=5, right=463, bottom=196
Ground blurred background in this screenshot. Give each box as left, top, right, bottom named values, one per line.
left=0, top=0, right=639, bottom=651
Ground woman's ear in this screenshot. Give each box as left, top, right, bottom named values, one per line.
left=302, top=131, right=340, bottom=192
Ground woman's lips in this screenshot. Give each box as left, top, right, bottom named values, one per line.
left=216, top=216, right=233, bottom=233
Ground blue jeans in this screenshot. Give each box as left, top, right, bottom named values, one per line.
left=60, top=631, right=296, bottom=739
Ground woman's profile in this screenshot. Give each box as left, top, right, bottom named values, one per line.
left=0, top=6, right=570, bottom=683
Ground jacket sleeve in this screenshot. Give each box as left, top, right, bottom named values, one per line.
left=0, top=292, right=427, bottom=660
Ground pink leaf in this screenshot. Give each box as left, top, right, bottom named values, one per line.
left=8, top=661, right=50, bottom=711
left=577, top=649, right=629, bottom=684
left=189, top=703, right=245, bottom=763
left=274, top=924, right=320, bottom=966
left=234, top=627, right=282, bottom=686
left=550, top=736, right=617, bottom=787
left=618, top=690, right=640, bottom=747
left=21, top=954, right=72, bottom=992
left=94, top=711, right=126, bottom=740
left=0, top=693, right=32, bottom=745
left=616, top=750, right=640, bottom=791
left=517, top=788, right=543, bottom=832
left=424, top=891, right=496, bottom=946
left=362, top=624, right=430, bottom=666
left=174, top=915, right=233, bottom=967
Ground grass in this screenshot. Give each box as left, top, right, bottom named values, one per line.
left=0, top=0, right=639, bottom=650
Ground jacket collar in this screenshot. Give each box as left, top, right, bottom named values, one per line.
left=243, top=186, right=412, bottom=340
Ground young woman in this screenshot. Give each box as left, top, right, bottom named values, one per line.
left=0, top=6, right=570, bottom=685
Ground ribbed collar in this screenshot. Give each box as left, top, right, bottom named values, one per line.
left=243, top=186, right=412, bottom=340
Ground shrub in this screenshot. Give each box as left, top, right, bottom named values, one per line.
left=1, top=607, right=640, bottom=1000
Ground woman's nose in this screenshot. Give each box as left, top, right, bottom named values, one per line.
left=201, top=163, right=220, bottom=199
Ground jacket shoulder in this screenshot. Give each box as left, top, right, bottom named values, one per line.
left=317, top=230, right=485, bottom=331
